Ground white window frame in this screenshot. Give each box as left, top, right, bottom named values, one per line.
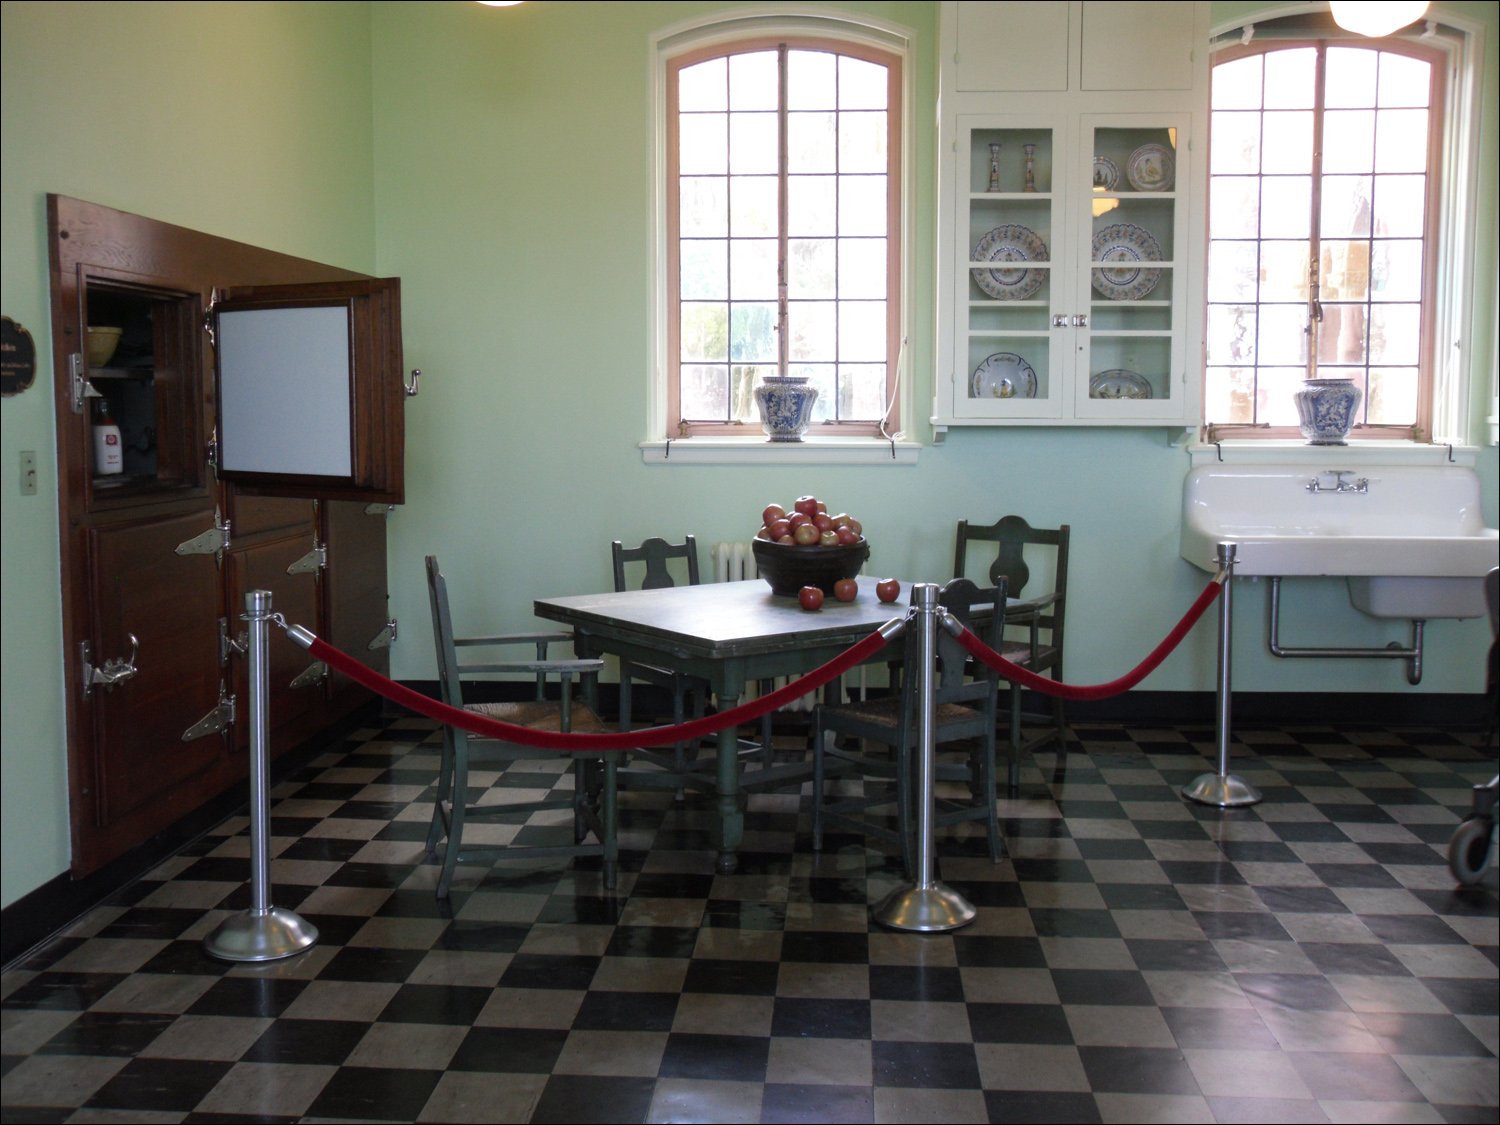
left=643, top=7, right=920, bottom=465
left=1204, top=5, right=1489, bottom=450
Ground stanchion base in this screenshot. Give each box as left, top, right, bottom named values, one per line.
left=872, top=883, right=977, bottom=932
left=1182, top=772, right=1262, bottom=808
left=203, top=907, right=318, bottom=962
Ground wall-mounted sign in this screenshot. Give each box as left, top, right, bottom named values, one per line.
left=2, top=317, right=37, bottom=397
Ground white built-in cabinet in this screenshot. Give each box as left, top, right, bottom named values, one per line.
left=933, top=1, right=1210, bottom=436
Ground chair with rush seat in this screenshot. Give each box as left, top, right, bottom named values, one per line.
left=954, top=515, right=1071, bottom=791
left=424, top=555, right=618, bottom=899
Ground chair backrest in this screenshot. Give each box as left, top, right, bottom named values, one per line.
left=1486, top=566, right=1498, bottom=638
left=900, top=578, right=1005, bottom=705
left=425, top=555, right=465, bottom=709
left=612, top=535, right=701, bottom=592
left=954, top=514, right=1069, bottom=646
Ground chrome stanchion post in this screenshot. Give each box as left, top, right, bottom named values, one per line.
left=204, top=590, right=319, bottom=961
left=873, top=583, right=977, bottom=932
left=1183, top=543, right=1262, bottom=808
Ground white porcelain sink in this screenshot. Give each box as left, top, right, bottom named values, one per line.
left=1180, top=463, right=1496, bottom=617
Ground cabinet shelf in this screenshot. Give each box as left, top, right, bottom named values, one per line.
left=1091, top=191, right=1178, bottom=200
left=1092, top=300, right=1171, bottom=307
left=969, top=192, right=1054, bottom=201
left=967, top=329, right=1052, bottom=338
left=89, top=366, right=154, bottom=381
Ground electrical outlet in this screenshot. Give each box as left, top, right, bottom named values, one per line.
left=19, top=450, right=37, bottom=495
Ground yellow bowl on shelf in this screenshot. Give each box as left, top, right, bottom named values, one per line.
left=85, top=326, right=123, bottom=368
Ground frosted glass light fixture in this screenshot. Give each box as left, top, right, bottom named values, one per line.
left=478, top=2, right=524, bottom=6
left=1329, top=1, right=1429, bottom=37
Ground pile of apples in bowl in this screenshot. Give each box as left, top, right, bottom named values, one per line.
left=751, top=495, right=899, bottom=608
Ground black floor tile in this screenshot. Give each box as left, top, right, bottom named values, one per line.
left=186, top=977, right=307, bottom=1019
left=660, top=1032, right=770, bottom=1081
left=631, top=872, right=715, bottom=899
left=275, top=836, right=367, bottom=863
left=606, top=925, right=701, bottom=959
left=304, top=1064, right=443, bottom=1120
left=1, top=972, right=127, bottom=1010
left=1235, top=973, right=1350, bottom=1011
left=984, top=1091, right=1102, bottom=1124
left=433, top=920, right=530, bottom=953
left=1358, top=913, right=1467, bottom=945
left=1125, top=939, right=1228, bottom=972
left=1029, top=909, right=1120, bottom=938
left=682, top=958, right=781, bottom=996
left=243, top=1018, right=368, bottom=1066
left=1192, top=911, right=1292, bottom=942
left=34, top=1011, right=176, bottom=1056
left=1050, top=969, right=1154, bottom=1006
left=1097, top=883, right=1187, bottom=911
left=1268, top=821, right=1350, bottom=842
left=1423, top=976, right=1498, bottom=1017
left=1133, top=821, right=1211, bottom=840
left=97, top=907, right=204, bottom=941
left=760, top=1083, right=874, bottom=1124
left=377, top=982, right=493, bottom=1025
left=1298, top=942, right=1414, bottom=977
left=967, top=1002, right=1074, bottom=1044
left=294, top=912, right=369, bottom=946
left=1359, top=1012, right=1495, bottom=1057
left=1161, top=1006, right=1278, bottom=1050
left=314, top=945, right=428, bottom=984
left=573, top=990, right=679, bottom=1032
left=531, top=1074, right=656, bottom=1124
left=447, top=1026, right=570, bottom=1073
left=872, top=1039, right=981, bottom=1089
left=1157, top=861, right=1247, bottom=886
left=1255, top=886, right=1350, bottom=913
left=952, top=936, right=1047, bottom=969
left=869, top=965, right=966, bottom=1002
left=535, top=894, right=630, bottom=925
left=1077, top=1045, right=1199, bottom=1094
left=1307, top=863, right=1404, bottom=888
left=84, top=1057, right=233, bottom=1112
left=497, top=953, right=602, bottom=991
left=1011, top=859, right=1095, bottom=882
left=770, top=997, right=872, bottom=1039
left=323, top=861, right=417, bottom=888
left=136, top=941, right=234, bottom=977
left=704, top=899, right=788, bottom=929
left=779, top=930, right=868, bottom=964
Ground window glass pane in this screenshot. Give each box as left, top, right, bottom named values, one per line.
left=789, top=301, right=836, bottom=361
left=1208, top=241, right=1258, bottom=302
left=681, top=302, right=728, bottom=361
left=1326, top=47, right=1378, bottom=108
left=681, top=364, right=728, bottom=419
left=1261, top=111, right=1313, bottom=174
left=1372, top=175, right=1425, bottom=236
left=789, top=111, right=836, bottom=173
left=729, top=51, right=777, bottom=111
left=788, top=238, right=836, bottom=299
left=1260, top=176, right=1311, bottom=238
left=1318, top=305, right=1368, bottom=365
left=1208, top=305, right=1257, bottom=364
left=1377, top=52, right=1430, bottom=108
left=1205, top=366, right=1256, bottom=422
left=730, top=302, right=777, bottom=363
left=838, top=301, right=886, bottom=361
left=679, top=113, right=727, bottom=174
left=838, top=238, right=886, bottom=299
left=794, top=363, right=837, bottom=422
left=789, top=175, right=836, bottom=236
left=1212, top=55, right=1261, bottom=110
left=1369, top=304, right=1420, bottom=364
left=1264, top=47, right=1316, bottom=109
left=1370, top=240, right=1423, bottom=302
left=839, top=364, right=887, bottom=418
left=729, top=176, right=776, bottom=237
left=1374, top=109, right=1428, bottom=173
left=1321, top=175, right=1373, bottom=238
left=1210, top=177, right=1260, bottom=238
left=1367, top=367, right=1418, bottom=424
left=680, top=177, right=728, bottom=237
left=838, top=175, right=886, bottom=236
left=730, top=112, right=777, bottom=175
left=1211, top=112, right=1261, bottom=175
left=788, top=51, right=836, bottom=110
left=731, top=239, right=778, bottom=300
left=1258, top=305, right=1308, bottom=365
left=1322, top=110, right=1375, bottom=173
left=679, top=58, right=727, bottom=112
left=1321, top=241, right=1370, bottom=301
left=730, top=365, right=773, bottom=422
left=1256, top=367, right=1304, bottom=425
left=839, top=111, right=887, bottom=173
left=680, top=240, right=727, bottom=300
left=839, top=56, right=887, bottom=109
left=1259, top=241, right=1310, bottom=302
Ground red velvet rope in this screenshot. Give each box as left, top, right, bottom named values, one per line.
left=304, top=629, right=892, bottom=752
left=956, top=578, right=1224, bottom=701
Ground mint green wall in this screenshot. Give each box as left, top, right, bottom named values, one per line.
left=0, top=1, right=375, bottom=908
left=2, top=0, right=1495, bottom=910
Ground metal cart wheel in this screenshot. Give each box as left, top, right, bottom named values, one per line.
left=1448, top=816, right=1495, bottom=886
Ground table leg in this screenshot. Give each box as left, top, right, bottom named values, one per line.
left=713, top=688, right=743, bottom=874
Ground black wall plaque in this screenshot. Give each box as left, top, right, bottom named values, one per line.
left=1, top=316, right=37, bottom=397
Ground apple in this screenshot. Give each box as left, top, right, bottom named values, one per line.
left=756, top=526, right=771, bottom=540
left=768, top=518, right=791, bottom=539
left=763, top=504, right=786, bottom=525
left=813, top=513, right=834, bottom=533
left=876, top=578, right=900, bottom=603
left=794, top=495, right=819, bottom=518
left=799, top=585, right=824, bottom=610
left=776, top=534, right=795, bottom=544
left=788, top=512, right=811, bottom=531
left=819, top=530, right=839, bottom=546
left=846, top=518, right=863, bottom=536
left=816, top=501, right=827, bottom=515
left=793, top=523, right=821, bottom=545
left=831, top=512, right=851, bottom=528
left=835, top=525, right=859, bottom=546
left=834, top=578, right=858, bottom=602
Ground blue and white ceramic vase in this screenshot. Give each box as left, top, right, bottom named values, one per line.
left=1293, top=377, right=1362, bottom=445
left=754, top=376, right=819, bottom=442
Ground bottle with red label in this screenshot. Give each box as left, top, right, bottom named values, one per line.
left=92, top=401, right=123, bottom=475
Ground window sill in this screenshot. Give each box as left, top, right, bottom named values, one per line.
left=640, top=436, right=921, bottom=465
left=1186, top=440, right=1481, bottom=469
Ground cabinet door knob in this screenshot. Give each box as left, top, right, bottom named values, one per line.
left=1071, top=313, right=1089, bottom=328
left=1051, top=314, right=1068, bottom=328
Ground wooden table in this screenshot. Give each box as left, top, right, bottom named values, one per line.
left=535, top=576, right=908, bottom=873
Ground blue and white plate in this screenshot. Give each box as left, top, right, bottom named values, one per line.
left=972, top=352, right=1037, bottom=399
left=1093, top=156, right=1120, bottom=191
left=971, top=225, right=1048, bottom=301
left=1126, top=143, right=1175, bottom=191
left=1091, top=223, right=1163, bottom=301
left=1089, top=369, right=1154, bottom=399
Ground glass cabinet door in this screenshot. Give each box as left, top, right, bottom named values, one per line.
left=1073, top=115, right=1189, bottom=418
left=952, top=115, right=1068, bottom=419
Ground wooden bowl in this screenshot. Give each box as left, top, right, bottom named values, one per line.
left=752, top=537, right=870, bottom=596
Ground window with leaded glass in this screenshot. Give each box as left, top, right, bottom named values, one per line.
left=667, top=40, right=902, bottom=436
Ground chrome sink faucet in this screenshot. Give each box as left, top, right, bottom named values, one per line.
left=1306, top=471, right=1369, bottom=494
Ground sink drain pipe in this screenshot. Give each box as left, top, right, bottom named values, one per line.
left=1267, top=577, right=1425, bottom=685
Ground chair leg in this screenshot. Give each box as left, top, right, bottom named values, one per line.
left=574, top=758, right=589, bottom=845
left=426, top=730, right=455, bottom=858
left=812, top=723, right=828, bottom=851
left=1008, top=683, right=1023, bottom=794
left=672, top=683, right=687, bottom=802
left=602, top=751, right=619, bottom=890
left=980, top=735, right=1002, bottom=863
left=760, top=679, right=774, bottom=766
left=437, top=737, right=468, bottom=900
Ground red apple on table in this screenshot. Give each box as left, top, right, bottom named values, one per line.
left=835, top=526, right=859, bottom=546
left=763, top=504, right=786, bottom=525
left=834, top=578, right=858, bottom=602
left=799, top=585, right=824, bottom=610
left=793, top=523, right=821, bottom=546
left=876, top=578, right=900, bottom=603
left=794, top=495, right=819, bottom=518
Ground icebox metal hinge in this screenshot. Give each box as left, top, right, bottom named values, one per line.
left=69, top=353, right=103, bottom=415
left=176, top=507, right=231, bottom=565
left=80, top=635, right=139, bottom=700
left=182, top=685, right=236, bottom=741
left=368, top=619, right=397, bottom=650
left=290, top=661, right=329, bottom=689
left=287, top=543, right=327, bottom=575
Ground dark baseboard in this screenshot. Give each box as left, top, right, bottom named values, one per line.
left=1, top=702, right=379, bottom=969
left=398, top=680, right=1494, bottom=730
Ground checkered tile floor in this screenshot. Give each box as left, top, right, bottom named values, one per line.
left=3, top=715, right=1496, bottom=1123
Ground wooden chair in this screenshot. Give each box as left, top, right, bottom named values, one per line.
left=812, top=578, right=1006, bottom=875
left=424, top=556, right=618, bottom=899
left=954, top=515, right=1070, bottom=790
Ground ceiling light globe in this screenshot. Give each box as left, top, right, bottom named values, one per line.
left=1329, top=1, right=1430, bottom=37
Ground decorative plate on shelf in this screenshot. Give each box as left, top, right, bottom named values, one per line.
left=970, top=224, right=1049, bottom=301
left=1089, top=369, right=1154, bottom=399
left=972, top=352, right=1037, bottom=400
left=1091, top=223, right=1163, bottom=301
left=1092, top=156, right=1120, bottom=191
left=1126, top=143, right=1175, bottom=191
